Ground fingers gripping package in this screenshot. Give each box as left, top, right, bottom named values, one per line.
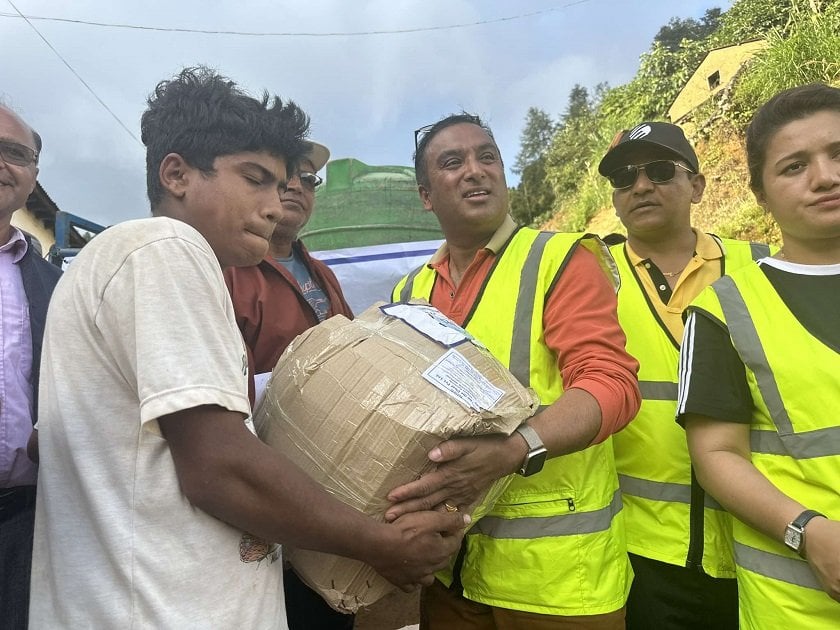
left=253, top=300, right=539, bottom=613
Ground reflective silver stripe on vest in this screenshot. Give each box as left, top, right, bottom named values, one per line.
left=399, top=264, right=425, bottom=302
left=619, top=474, right=723, bottom=510
left=509, top=232, right=554, bottom=387
left=470, top=488, right=622, bottom=540
left=750, top=242, right=771, bottom=261
left=714, top=276, right=792, bottom=432
left=734, top=541, right=822, bottom=591
left=751, top=427, right=840, bottom=459
left=638, top=380, right=678, bottom=401
left=714, top=276, right=840, bottom=459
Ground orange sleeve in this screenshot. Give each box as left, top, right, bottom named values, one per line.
left=543, top=244, right=641, bottom=444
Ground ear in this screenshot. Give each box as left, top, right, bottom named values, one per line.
left=26, top=167, right=39, bottom=197
left=158, top=153, right=193, bottom=199
left=418, top=184, right=433, bottom=212
left=753, top=188, right=768, bottom=210
left=690, top=173, right=706, bottom=204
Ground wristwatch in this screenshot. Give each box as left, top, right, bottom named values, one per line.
left=514, top=422, right=547, bottom=477
left=784, top=509, right=825, bottom=556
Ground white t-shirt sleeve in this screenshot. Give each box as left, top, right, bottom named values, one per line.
left=94, top=234, right=251, bottom=433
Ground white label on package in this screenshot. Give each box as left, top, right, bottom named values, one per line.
left=381, top=302, right=476, bottom=348
left=422, top=349, right=505, bottom=411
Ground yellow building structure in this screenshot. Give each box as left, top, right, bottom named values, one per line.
left=11, top=182, right=59, bottom=257
left=668, top=39, right=767, bottom=127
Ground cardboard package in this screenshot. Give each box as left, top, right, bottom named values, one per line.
left=254, top=301, right=539, bottom=613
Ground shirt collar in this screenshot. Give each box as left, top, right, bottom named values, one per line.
left=625, top=229, right=724, bottom=267
left=694, top=231, right=726, bottom=261
left=0, top=227, right=29, bottom=263
left=428, top=214, right=517, bottom=265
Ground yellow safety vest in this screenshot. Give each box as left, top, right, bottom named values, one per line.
left=688, top=264, right=840, bottom=629
left=393, top=227, right=632, bottom=616
left=612, top=237, right=766, bottom=577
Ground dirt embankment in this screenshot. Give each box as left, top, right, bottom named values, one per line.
left=543, top=121, right=782, bottom=247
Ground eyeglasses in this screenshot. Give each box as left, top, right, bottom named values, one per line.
left=0, top=140, right=38, bottom=167
left=607, top=160, right=694, bottom=189
left=298, top=171, right=322, bottom=190
left=414, top=124, right=435, bottom=151
left=413, top=114, right=485, bottom=151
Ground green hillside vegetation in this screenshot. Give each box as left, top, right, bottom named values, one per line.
left=510, top=0, right=840, bottom=246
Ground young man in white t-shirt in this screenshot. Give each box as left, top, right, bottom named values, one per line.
left=28, top=66, right=467, bottom=629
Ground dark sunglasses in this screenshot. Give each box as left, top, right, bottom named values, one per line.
left=0, top=140, right=38, bottom=167
left=607, top=160, right=694, bottom=189
left=298, top=171, right=322, bottom=190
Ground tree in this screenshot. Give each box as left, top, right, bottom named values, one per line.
left=510, top=157, right=555, bottom=226
left=655, top=8, right=723, bottom=51
left=512, top=107, right=557, bottom=175
left=510, top=107, right=558, bottom=226
left=546, top=85, right=599, bottom=196
left=565, top=84, right=592, bottom=121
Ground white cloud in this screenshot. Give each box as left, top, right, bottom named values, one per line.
left=1, top=0, right=730, bottom=223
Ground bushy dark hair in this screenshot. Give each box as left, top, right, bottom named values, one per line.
left=413, top=112, right=500, bottom=187
left=746, top=83, right=840, bottom=194
left=140, top=66, right=310, bottom=207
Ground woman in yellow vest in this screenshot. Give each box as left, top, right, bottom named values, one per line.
left=677, top=83, right=840, bottom=629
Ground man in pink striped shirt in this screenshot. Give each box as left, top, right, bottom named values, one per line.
left=0, top=104, right=61, bottom=629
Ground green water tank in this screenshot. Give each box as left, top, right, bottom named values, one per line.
left=300, top=158, right=443, bottom=250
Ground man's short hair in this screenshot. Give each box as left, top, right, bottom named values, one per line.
left=413, top=112, right=500, bottom=188
left=140, top=66, right=310, bottom=208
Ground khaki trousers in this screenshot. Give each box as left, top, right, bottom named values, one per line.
left=420, top=579, right=626, bottom=630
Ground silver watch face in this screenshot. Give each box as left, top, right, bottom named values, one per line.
left=784, top=526, right=803, bottom=551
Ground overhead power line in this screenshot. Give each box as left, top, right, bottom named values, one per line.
left=6, top=0, right=140, bottom=144
left=0, top=1, right=590, bottom=37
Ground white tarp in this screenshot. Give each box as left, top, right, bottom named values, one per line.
left=312, top=239, right=443, bottom=314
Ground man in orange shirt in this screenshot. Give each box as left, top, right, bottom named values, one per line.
left=388, top=113, right=640, bottom=629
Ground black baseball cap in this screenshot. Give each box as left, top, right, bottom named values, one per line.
left=598, top=122, right=699, bottom=176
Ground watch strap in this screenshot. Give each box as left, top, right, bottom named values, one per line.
left=791, top=509, right=825, bottom=530
left=514, top=422, right=547, bottom=476
left=786, top=509, right=826, bottom=556
left=515, top=422, right=543, bottom=452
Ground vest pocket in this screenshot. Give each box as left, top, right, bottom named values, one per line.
left=488, top=489, right=577, bottom=519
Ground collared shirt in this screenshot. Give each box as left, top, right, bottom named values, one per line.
left=428, top=215, right=640, bottom=444
left=0, top=227, right=36, bottom=487
left=275, top=249, right=331, bottom=322
left=624, top=229, right=725, bottom=342
left=224, top=240, right=354, bottom=402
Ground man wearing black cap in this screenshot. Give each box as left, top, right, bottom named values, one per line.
left=598, top=121, right=768, bottom=629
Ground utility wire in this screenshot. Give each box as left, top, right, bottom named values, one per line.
left=7, top=0, right=140, bottom=144
left=0, top=1, right=590, bottom=37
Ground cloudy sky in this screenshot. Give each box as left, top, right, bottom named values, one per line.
left=2, top=0, right=728, bottom=227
